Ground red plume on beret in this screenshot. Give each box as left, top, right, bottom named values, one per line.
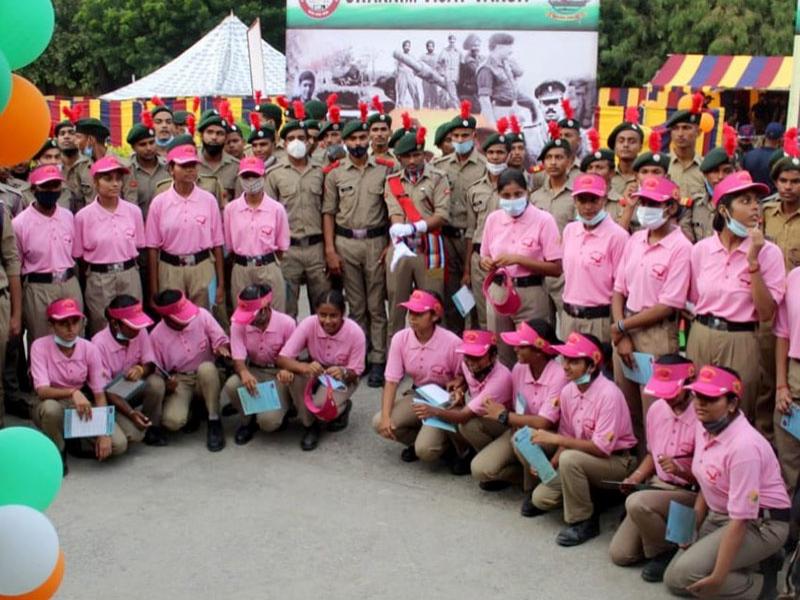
left=192, top=97, right=201, bottom=113
left=401, top=111, right=412, bottom=131
left=142, top=111, right=154, bottom=129
left=326, top=93, right=338, bottom=108
left=784, top=127, right=799, bottom=159
left=359, top=101, right=368, bottom=123
left=329, top=105, right=341, bottom=125
left=416, top=127, right=426, bottom=146
left=587, top=128, right=600, bottom=154
left=276, top=96, right=289, bottom=110
left=292, top=100, right=306, bottom=121
left=151, top=95, right=164, bottom=107
left=186, top=114, right=196, bottom=137
left=61, top=106, right=73, bottom=121
left=460, top=99, right=471, bottom=120
left=722, top=124, right=737, bottom=159
left=49, top=121, right=55, bottom=138
left=561, top=98, right=574, bottom=120
left=496, top=117, right=509, bottom=136
left=371, top=95, right=384, bottom=115
left=249, top=112, right=261, bottom=131
left=254, top=91, right=262, bottom=105
left=690, top=92, right=704, bottom=115
left=509, top=115, right=521, bottom=135
left=624, top=106, right=639, bottom=125
left=648, top=128, right=662, bottom=154
left=547, top=120, right=561, bottom=141
left=73, top=105, right=83, bottom=121
left=62, top=105, right=83, bottom=122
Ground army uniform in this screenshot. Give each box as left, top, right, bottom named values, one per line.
left=0, top=202, right=21, bottom=427
left=465, top=174, right=499, bottom=329
left=62, top=155, right=94, bottom=212
left=198, top=152, right=240, bottom=207
left=668, top=155, right=705, bottom=205
left=128, top=154, right=170, bottom=219
left=610, top=169, right=637, bottom=198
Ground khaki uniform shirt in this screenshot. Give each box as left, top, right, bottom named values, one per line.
left=668, top=155, right=705, bottom=204
left=763, top=201, right=800, bottom=271
left=610, top=168, right=637, bottom=197
left=322, top=156, right=393, bottom=229
left=128, top=154, right=170, bottom=218
left=62, top=155, right=94, bottom=212
left=465, top=175, right=500, bottom=244
left=0, top=182, right=26, bottom=218
left=0, top=203, right=21, bottom=289
left=683, top=193, right=715, bottom=243
left=265, top=160, right=325, bottom=238
left=20, top=186, right=71, bottom=214
left=434, top=149, right=487, bottom=229
left=384, top=165, right=449, bottom=224
left=198, top=152, right=240, bottom=200
left=531, top=177, right=575, bottom=233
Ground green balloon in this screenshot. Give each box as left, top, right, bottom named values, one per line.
left=0, top=51, right=9, bottom=115
left=0, top=0, right=55, bottom=70
left=0, top=427, right=62, bottom=511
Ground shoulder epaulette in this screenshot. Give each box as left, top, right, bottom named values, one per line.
left=679, top=196, right=693, bottom=208
left=375, top=157, right=395, bottom=168
left=322, top=160, right=341, bottom=175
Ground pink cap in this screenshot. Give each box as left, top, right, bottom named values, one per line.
left=231, top=290, right=273, bottom=325
left=153, top=292, right=199, bottom=325
left=46, top=297, right=84, bottom=321
left=500, top=322, right=558, bottom=355
left=238, top=156, right=265, bottom=177
left=711, top=170, right=769, bottom=208
left=685, top=365, right=743, bottom=399
left=571, top=173, right=607, bottom=198
left=166, top=144, right=199, bottom=165
left=399, top=289, right=443, bottom=317
left=90, top=155, right=130, bottom=177
left=644, top=361, right=696, bottom=400
left=29, top=165, right=65, bottom=186
left=552, top=332, right=603, bottom=365
left=107, top=302, right=154, bottom=330
left=482, top=268, right=521, bottom=316
left=456, top=330, right=497, bottom=357
left=633, top=176, right=679, bottom=203
left=304, top=377, right=339, bottom=422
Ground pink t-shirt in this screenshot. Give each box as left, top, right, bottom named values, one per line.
left=692, top=413, right=790, bottom=519
left=554, top=375, right=638, bottom=456
left=511, top=359, right=568, bottom=422
left=690, top=234, right=786, bottom=322
left=480, top=204, right=563, bottom=278
left=91, top=326, right=156, bottom=380
left=562, top=217, right=629, bottom=306
left=30, top=336, right=107, bottom=394
left=223, top=194, right=290, bottom=257
left=230, top=309, right=296, bottom=365
left=464, top=360, right=513, bottom=415
left=73, top=198, right=145, bottom=264
left=12, top=205, right=75, bottom=275
left=645, top=399, right=696, bottom=486
left=145, top=185, right=224, bottom=254
left=150, top=308, right=229, bottom=373
left=774, top=267, right=800, bottom=359
left=279, top=316, right=366, bottom=375
left=614, top=227, right=692, bottom=312
left=384, top=326, right=461, bottom=387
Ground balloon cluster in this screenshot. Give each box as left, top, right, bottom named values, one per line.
left=0, top=428, right=66, bottom=599
left=676, top=93, right=715, bottom=134
left=0, top=0, right=56, bottom=166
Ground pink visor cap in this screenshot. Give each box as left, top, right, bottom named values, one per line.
left=482, top=268, right=521, bottom=316
left=304, top=376, right=339, bottom=422
left=571, top=173, right=607, bottom=198
left=47, top=297, right=84, bottom=321
left=238, top=156, right=265, bottom=177
left=153, top=292, right=199, bottom=325
left=456, top=330, right=497, bottom=357
left=29, top=165, right=65, bottom=186
left=633, top=176, right=679, bottom=203
left=231, top=291, right=273, bottom=325
left=399, top=289, right=443, bottom=316
left=166, top=144, right=199, bottom=165
left=107, top=302, right=154, bottom=330
left=711, top=170, right=769, bottom=208
left=90, top=155, right=130, bottom=177
left=500, top=322, right=558, bottom=355
left=552, top=332, right=603, bottom=366
left=685, top=365, right=743, bottom=399
left=644, top=362, right=696, bottom=400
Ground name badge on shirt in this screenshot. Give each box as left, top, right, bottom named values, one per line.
left=515, top=392, right=526, bottom=415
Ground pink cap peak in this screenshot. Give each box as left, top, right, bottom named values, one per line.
left=482, top=268, right=521, bottom=316
left=644, top=361, right=696, bottom=400
left=633, top=176, right=679, bottom=203
left=711, top=170, right=769, bottom=208
left=90, top=155, right=130, bottom=178
left=571, top=173, right=607, bottom=198
left=500, top=322, right=558, bottom=355
left=552, top=332, right=603, bottom=365
left=47, top=297, right=84, bottom=321
left=238, top=156, right=265, bottom=177
left=456, top=329, right=497, bottom=357
left=399, top=289, right=443, bottom=317
left=29, top=165, right=65, bottom=186
left=153, top=292, right=199, bottom=325
left=304, top=376, right=339, bottom=421
left=107, top=302, right=153, bottom=330
left=166, top=144, right=199, bottom=165
left=685, top=365, right=743, bottom=398
left=232, top=290, right=273, bottom=325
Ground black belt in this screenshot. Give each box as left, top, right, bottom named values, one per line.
left=233, top=252, right=276, bottom=267
left=759, top=507, right=791, bottom=522
left=564, top=303, right=611, bottom=319
left=696, top=314, right=757, bottom=333
left=290, top=234, right=323, bottom=247
left=249, top=361, right=276, bottom=369
left=334, top=225, right=388, bottom=240
left=612, top=449, right=632, bottom=457
left=493, top=100, right=514, bottom=107
left=24, top=268, right=76, bottom=284
left=442, top=225, right=466, bottom=239
left=472, top=243, right=481, bottom=253
left=88, top=258, right=137, bottom=274
left=492, top=273, right=543, bottom=288
left=159, top=249, right=211, bottom=267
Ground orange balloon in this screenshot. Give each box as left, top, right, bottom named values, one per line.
left=677, top=94, right=693, bottom=111
left=699, top=112, right=715, bottom=133
left=0, top=550, right=64, bottom=600
left=0, top=75, right=50, bottom=167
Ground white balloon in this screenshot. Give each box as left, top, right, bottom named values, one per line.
left=0, top=505, right=60, bottom=595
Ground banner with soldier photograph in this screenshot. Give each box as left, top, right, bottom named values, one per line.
left=285, top=0, right=599, bottom=161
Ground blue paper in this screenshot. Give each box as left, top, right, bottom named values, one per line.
left=622, top=352, right=655, bottom=386
left=665, top=500, right=696, bottom=545
left=412, top=399, right=457, bottom=433
left=318, top=375, right=346, bottom=391
left=781, top=405, right=800, bottom=442
left=208, top=274, right=218, bottom=308
left=237, top=381, right=281, bottom=415
left=512, top=426, right=557, bottom=483
left=515, top=392, right=527, bottom=415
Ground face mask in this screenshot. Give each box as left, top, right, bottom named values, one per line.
left=203, top=143, right=224, bottom=157
left=725, top=214, right=751, bottom=238
left=326, top=144, right=345, bottom=160
left=114, top=331, right=130, bottom=342
left=34, top=190, right=60, bottom=209
left=499, top=196, right=528, bottom=218
left=241, top=178, right=265, bottom=194
left=471, top=363, right=493, bottom=381
left=347, top=144, right=369, bottom=159
left=486, top=162, right=508, bottom=176
left=286, top=139, right=307, bottom=159
left=704, top=179, right=714, bottom=198
left=453, top=139, right=474, bottom=155
left=54, top=335, right=77, bottom=349
left=636, top=206, right=668, bottom=230
left=155, top=136, right=174, bottom=148
left=702, top=413, right=734, bottom=435
left=577, top=209, right=607, bottom=227
left=82, top=145, right=94, bottom=158
left=574, top=371, right=592, bottom=385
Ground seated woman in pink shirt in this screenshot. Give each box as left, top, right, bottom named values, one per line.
left=222, top=284, right=296, bottom=445
left=31, top=298, right=123, bottom=475
left=664, top=366, right=791, bottom=600
left=373, top=289, right=461, bottom=464
left=481, top=320, right=568, bottom=508
left=412, top=329, right=513, bottom=477
left=277, top=290, right=366, bottom=452
left=529, top=332, right=637, bottom=547
left=609, top=354, right=698, bottom=583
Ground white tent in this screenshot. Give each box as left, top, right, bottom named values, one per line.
left=101, top=14, right=285, bottom=100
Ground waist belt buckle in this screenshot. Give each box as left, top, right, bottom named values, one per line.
left=296, top=237, right=310, bottom=247
left=710, top=316, right=724, bottom=330
left=109, top=262, right=125, bottom=273
left=52, top=270, right=68, bottom=283
left=352, top=228, right=367, bottom=240
left=180, top=254, right=196, bottom=266
left=246, top=257, right=260, bottom=267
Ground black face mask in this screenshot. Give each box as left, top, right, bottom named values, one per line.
left=60, top=147, right=79, bottom=158
left=471, top=362, right=494, bottom=382
left=203, top=142, right=224, bottom=157
left=347, top=144, right=369, bottom=159
left=702, top=412, right=736, bottom=435
left=35, top=190, right=60, bottom=209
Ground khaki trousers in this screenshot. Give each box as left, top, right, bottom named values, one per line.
left=230, top=262, right=286, bottom=313
left=776, top=358, right=800, bottom=491
left=664, top=511, right=789, bottom=599
left=371, top=389, right=421, bottom=446
left=469, top=252, right=489, bottom=330
left=160, top=362, right=222, bottom=431
left=687, top=321, right=760, bottom=423
left=335, top=234, right=387, bottom=364
left=486, top=281, right=550, bottom=368
left=32, top=396, right=127, bottom=455
left=289, top=373, right=355, bottom=427
left=464, top=426, right=521, bottom=484
left=544, top=274, right=565, bottom=325
left=532, top=449, right=635, bottom=523
left=514, top=440, right=558, bottom=492
left=386, top=246, right=445, bottom=339
left=222, top=366, right=290, bottom=431
left=84, top=267, right=142, bottom=336
left=609, top=482, right=696, bottom=565
left=127, top=373, right=165, bottom=426
left=282, top=243, right=330, bottom=320
left=755, top=319, right=776, bottom=440
left=0, top=294, right=10, bottom=427
left=560, top=312, right=612, bottom=345
left=443, top=235, right=466, bottom=334
left=23, top=277, right=83, bottom=345
left=413, top=423, right=450, bottom=463
left=157, top=258, right=215, bottom=310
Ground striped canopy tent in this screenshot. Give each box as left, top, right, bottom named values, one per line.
left=650, top=54, right=793, bottom=91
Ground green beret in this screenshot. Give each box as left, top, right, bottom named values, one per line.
left=53, top=120, right=74, bottom=137
left=771, top=155, right=800, bottom=180
left=394, top=131, right=425, bottom=156
left=33, top=138, right=59, bottom=160
left=227, top=122, right=244, bottom=137
left=126, top=123, right=156, bottom=146
left=166, top=134, right=196, bottom=151
left=342, top=119, right=369, bottom=140
left=632, top=150, right=671, bottom=172
left=367, top=112, right=393, bottom=129
left=197, top=110, right=228, bottom=132
left=607, top=122, right=644, bottom=149
left=665, top=110, right=700, bottom=128
left=75, top=118, right=110, bottom=141
left=699, top=148, right=732, bottom=174
left=434, top=121, right=456, bottom=147
left=254, top=103, right=284, bottom=130
left=558, top=117, right=579, bottom=131
left=769, top=148, right=789, bottom=169
left=151, top=105, right=173, bottom=118
left=173, top=111, right=190, bottom=126
left=451, top=114, right=476, bottom=130
left=580, top=148, right=616, bottom=172
left=280, top=119, right=309, bottom=140
left=481, top=131, right=512, bottom=152
left=305, top=120, right=320, bottom=132
left=304, top=100, right=327, bottom=121
left=538, top=138, right=571, bottom=162
left=248, top=125, right=276, bottom=144
left=390, top=127, right=415, bottom=149
left=318, top=120, right=342, bottom=138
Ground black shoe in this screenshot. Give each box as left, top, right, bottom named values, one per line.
left=400, top=445, right=418, bottom=463
left=234, top=418, right=258, bottom=445
left=65, top=438, right=95, bottom=459
left=757, top=549, right=784, bottom=600
left=276, top=411, right=291, bottom=432
left=327, top=400, right=352, bottom=432
left=182, top=406, right=203, bottom=434
left=449, top=449, right=475, bottom=476
left=221, top=404, right=238, bottom=418
left=206, top=419, right=225, bottom=452
left=60, top=450, right=68, bottom=477
left=5, top=399, right=30, bottom=420
left=641, top=548, right=677, bottom=582
left=479, top=480, right=512, bottom=492
left=367, top=363, right=385, bottom=388
left=143, top=425, right=168, bottom=447
left=301, top=422, right=321, bottom=451
left=556, top=516, right=600, bottom=547
left=520, top=494, right=545, bottom=517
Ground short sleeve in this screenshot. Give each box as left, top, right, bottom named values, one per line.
left=657, top=240, right=692, bottom=309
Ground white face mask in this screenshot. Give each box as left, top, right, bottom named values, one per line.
left=286, top=139, right=307, bottom=159
left=499, top=195, right=528, bottom=218
left=486, top=162, right=508, bottom=176
left=241, top=177, right=265, bottom=194
left=636, top=206, right=668, bottom=230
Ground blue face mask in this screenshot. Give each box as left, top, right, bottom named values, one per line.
left=115, top=331, right=130, bottom=342
left=82, top=145, right=94, bottom=158
left=155, top=136, right=174, bottom=148
left=704, top=179, right=714, bottom=198
left=725, top=215, right=751, bottom=238
left=54, top=335, right=77, bottom=349
left=574, top=372, right=592, bottom=385
left=577, top=209, right=607, bottom=227
left=453, top=139, right=474, bottom=155
left=499, top=196, right=528, bottom=218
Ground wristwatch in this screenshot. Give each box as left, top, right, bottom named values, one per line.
left=498, top=410, right=509, bottom=426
